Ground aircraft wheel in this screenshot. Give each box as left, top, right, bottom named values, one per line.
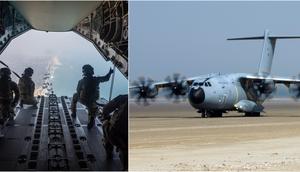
left=207, top=110, right=222, bottom=118
left=245, top=112, right=260, bottom=117
left=214, top=111, right=223, bottom=117
left=197, top=109, right=206, bottom=118
left=201, top=110, right=207, bottom=118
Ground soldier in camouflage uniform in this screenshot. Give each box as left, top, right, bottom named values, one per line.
left=102, top=94, right=128, bottom=170
left=71, top=64, right=113, bottom=129
left=18, top=67, right=37, bottom=108
left=0, top=68, right=19, bottom=136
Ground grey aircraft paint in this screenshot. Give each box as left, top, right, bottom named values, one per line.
left=131, top=30, right=300, bottom=117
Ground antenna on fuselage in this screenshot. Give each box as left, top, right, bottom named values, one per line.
left=228, top=29, right=300, bottom=77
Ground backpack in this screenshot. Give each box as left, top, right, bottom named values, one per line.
left=110, top=100, right=128, bottom=136
left=0, top=78, right=12, bottom=100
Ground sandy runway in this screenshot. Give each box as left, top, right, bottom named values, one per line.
left=129, top=99, right=300, bottom=171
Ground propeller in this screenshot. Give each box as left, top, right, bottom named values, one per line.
left=252, top=79, right=275, bottom=101
left=131, top=77, right=156, bottom=105
left=164, top=73, right=188, bottom=101
left=289, top=83, right=300, bottom=99
left=289, top=75, right=300, bottom=99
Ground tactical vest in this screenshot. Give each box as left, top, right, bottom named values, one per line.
left=79, top=77, right=100, bottom=103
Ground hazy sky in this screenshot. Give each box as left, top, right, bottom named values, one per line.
left=0, top=30, right=128, bottom=99
left=130, top=1, right=300, bottom=82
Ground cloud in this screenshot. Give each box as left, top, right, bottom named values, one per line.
left=51, top=56, right=62, bottom=66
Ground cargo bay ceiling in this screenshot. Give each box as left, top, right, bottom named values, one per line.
left=0, top=1, right=128, bottom=77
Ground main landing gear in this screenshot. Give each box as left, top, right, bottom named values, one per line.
left=198, top=109, right=223, bottom=118
left=244, top=112, right=261, bottom=117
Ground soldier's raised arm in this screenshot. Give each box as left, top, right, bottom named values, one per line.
left=96, top=68, right=114, bottom=83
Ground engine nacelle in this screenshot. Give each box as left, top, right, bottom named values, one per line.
left=261, top=79, right=275, bottom=94
left=289, top=83, right=300, bottom=99
left=147, top=85, right=158, bottom=98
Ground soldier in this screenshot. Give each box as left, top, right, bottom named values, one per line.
left=18, top=67, right=37, bottom=108
left=102, top=94, right=128, bottom=170
left=0, top=68, right=19, bottom=136
left=71, top=64, right=113, bottom=129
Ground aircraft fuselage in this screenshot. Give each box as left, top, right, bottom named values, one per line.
left=188, top=73, right=258, bottom=112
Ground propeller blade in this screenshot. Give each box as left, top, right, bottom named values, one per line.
left=164, top=73, right=187, bottom=101
left=131, top=76, right=156, bottom=105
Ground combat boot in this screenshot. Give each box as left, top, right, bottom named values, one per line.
left=71, top=108, right=76, bottom=117
left=70, top=105, right=76, bottom=117
left=32, top=103, right=38, bottom=109
left=0, top=122, right=4, bottom=138
left=9, top=109, right=15, bottom=121
left=71, top=112, right=76, bottom=118
left=19, top=100, right=23, bottom=108
left=87, top=116, right=95, bottom=129
left=103, top=140, right=113, bottom=160
left=0, top=130, right=4, bottom=138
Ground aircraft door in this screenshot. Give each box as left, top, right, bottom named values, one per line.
left=218, top=84, right=230, bottom=108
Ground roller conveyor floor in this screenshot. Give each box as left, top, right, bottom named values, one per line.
left=0, top=94, right=122, bottom=171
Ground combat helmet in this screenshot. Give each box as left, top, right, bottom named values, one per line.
left=24, top=67, right=34, bottom=77
left=0, top=67, right=11, bottom=78
left=82, top=64, right=94, bottom=76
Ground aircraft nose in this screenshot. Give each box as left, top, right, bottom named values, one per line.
left=189, top=87, right=205, bottom=104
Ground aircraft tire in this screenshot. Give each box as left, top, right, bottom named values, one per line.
left=201, top=110, right=208, bottom=118
left=245, top=112, right=260, bottom=117
left=207, top=110, right=222, bottom=118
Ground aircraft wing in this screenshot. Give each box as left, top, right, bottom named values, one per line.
left=151, top=76, right=199, bottom=89
left=129, top=77, right=196, bottom=90
left=242, top=75, right=300, bottom=86
left=130, top=73, right=218, bottom=89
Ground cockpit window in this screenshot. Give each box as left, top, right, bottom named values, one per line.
left=204, top=82, right=208, bottom=87
left=207, top=82, right=212, bottom=87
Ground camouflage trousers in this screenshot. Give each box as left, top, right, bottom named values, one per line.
left=71, top=93, right=97, bottom=120
left=0, top=99, right=13, bottom=125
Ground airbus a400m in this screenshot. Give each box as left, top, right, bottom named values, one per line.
left=131, top=30, right=300, bottom=117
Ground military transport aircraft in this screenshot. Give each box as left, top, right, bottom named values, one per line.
left=131, top=30, right=300, bottom=117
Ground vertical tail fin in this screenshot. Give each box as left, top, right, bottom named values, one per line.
left=258, top=30, right=275, bottom=77
left=228, top=30, right=300, bottom=77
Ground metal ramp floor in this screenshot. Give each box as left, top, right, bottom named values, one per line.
left=0, top=94, right=122, bottom=171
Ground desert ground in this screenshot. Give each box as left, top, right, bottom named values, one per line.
left=130, top=99, right=300, bottom=171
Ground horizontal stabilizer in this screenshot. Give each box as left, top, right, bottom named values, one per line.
left=228, top=30, right=300, bottom=77
left=228, top=36, right=300, bottom=40
left=227, top=36, right=264, bottom=40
